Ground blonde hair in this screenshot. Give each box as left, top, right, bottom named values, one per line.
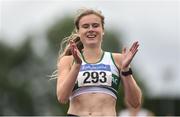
left=58, top=8, right=105, bottom=60
left=50, top=8, right=104, bottom=80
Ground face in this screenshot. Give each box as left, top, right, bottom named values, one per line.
left=77, top=14, right=104, bottom=47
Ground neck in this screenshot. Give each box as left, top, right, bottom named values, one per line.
left=82, top=47, right=103, bottom=63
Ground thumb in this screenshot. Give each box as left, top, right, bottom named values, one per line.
left=122, top=47, right=127, bottom=54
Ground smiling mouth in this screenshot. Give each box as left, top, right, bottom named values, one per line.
left=86, top=33, right=97, bottom=38
left=87, top=35, right=96, bottom=38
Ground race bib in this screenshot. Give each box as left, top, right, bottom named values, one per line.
left=78, top=64, right=112, bottom=87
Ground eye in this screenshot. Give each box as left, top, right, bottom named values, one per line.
left=92, top=23, right=100, bottom=28
left=81, top=24, right=89, bottom=29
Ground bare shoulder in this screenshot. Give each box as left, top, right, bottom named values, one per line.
left=112, top=53, right=122, bottom=62
left=112, top=53, right=121, bottom=58
left=57, top=55, right=74, bottom=68
left=111, top=53, right=122, bottom=68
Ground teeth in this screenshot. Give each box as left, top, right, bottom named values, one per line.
left=87, top=35, right=96, bottom=38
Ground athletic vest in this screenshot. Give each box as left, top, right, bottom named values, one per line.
left=70, top=51, right=121, bottom=100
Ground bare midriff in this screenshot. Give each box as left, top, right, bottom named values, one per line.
left=68, top=92, right=117, bottom=116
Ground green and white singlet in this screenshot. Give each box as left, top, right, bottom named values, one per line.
left=70, top=51, right=121, bottom=100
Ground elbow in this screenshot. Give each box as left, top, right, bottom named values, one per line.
left=57, top=91, right=69, bottom=104
left=126, top=94, right=142, bottom=109
left=131, top=99, right=141, bottom=108
left=131, top=88, right=142, bottom=108
left=126, top=98, right=141, bottom=109
left=57, top=94, right=69, bottom=104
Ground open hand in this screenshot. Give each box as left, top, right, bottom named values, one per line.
left=69, top=40, right=82, bottom=64
left=121, top=41, right=139, bottom=70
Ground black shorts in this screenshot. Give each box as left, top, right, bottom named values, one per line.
left=67, top=114, right=79, bottom=116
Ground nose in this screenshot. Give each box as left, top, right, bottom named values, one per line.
left=88, top=25, right=94, bottom=31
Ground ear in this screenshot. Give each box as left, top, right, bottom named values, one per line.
left=102, top=32, right=105, bottom=35
left=75, top=29, right=78, bottom=33
left=75, top=29, right=80, bottom=36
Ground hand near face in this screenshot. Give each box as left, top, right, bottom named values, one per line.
left=121, top=41, right=139, bottom=70
left=69, top=40, right=82, bottom=64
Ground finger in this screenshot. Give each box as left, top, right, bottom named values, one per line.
left=131, top=49, right=138, bottom=58
left=69, top=40, right=74, bottom=46
left=69, top=40, right=78, bottom=49
left=122, top=47, right=127, bottom=54
left=69, top=40, right=77, bottom=52
left=73, top=42, right=79, bottom=50
left=70, top=40, right=77, bottom=49
left=69, top=40, right=73, bottom=50
left=73, top=49, right=82, bottom=63
left=73, top=49, right=77, bottom=57
left=70, top=43, right=76, bottom=56
left=72, top=41, right=81, bottom=56
left=131, top=43, right=139, bottom=54
left=71, top=44, right=81, bottom=58
left=71, top=46, right=75, bottom=56
left=69, top=40, right=82, bottom=63
left=74, top=49, right=80, bottom=59
left=129, top=41, right=138, bottom=51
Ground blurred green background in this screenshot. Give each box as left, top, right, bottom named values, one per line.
left=0, top=0, right=179, bottom=116
left=1, top=14, right=180, bottom=116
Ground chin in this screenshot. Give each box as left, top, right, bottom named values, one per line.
left=87, top=42, right=97, bottom=46
left=84, top=37, right=101, bottom=46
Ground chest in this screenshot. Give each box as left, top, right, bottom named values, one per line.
left=77, top=63, right=118, bottom=87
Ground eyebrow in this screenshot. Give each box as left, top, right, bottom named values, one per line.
left=81, top=23, right=100, bottom=26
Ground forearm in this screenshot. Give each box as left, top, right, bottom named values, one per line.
left=121, top=75, right=142, bottom=108
left=57, top=63, right=81, bottom=103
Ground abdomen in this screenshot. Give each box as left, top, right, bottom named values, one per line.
left=68, top=92, right=116, bottom=116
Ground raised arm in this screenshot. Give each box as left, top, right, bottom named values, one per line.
left=56, top=41, right=82, bottom=104
left=113, top=41, right=142, bottom=108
